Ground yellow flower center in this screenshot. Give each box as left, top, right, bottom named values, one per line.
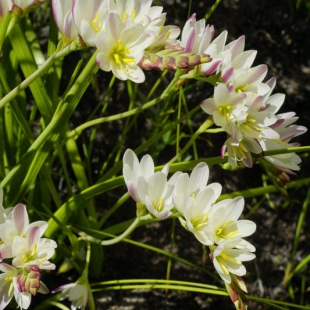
left=217, top=104, right=231, bottom=121
left=191, top=213, right=209, bottom=230
left=216, top=220, right=239, bottom=239
left=112, top=40, right=135, bottom=66
left=241, top=116, right=262, bottom=136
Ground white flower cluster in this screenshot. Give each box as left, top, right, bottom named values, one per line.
left=123, top=149, right=256, bottom=284
left=52, top=0, right=180, bottom=82
left=50, top=2, right=307, bottom=178
left=0, top=189, right=57, bottom=310
left=178, top=15, right=307, bottom=173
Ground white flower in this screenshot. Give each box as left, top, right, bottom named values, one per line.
left=0, top=263, right=17, bottom=309
left=230, top=64, right=270, bottom=96
left=0, top=203, right=48, bottom=260
left=172, top=162, right=220, bottom=214
left=205, top=197, right=256, bottom=246
left=182, top=185, right=221, bottom=245
left=220, top=35, right=257, bottom=81
left=222, top=136, right=262, bottom=168
left=210, top=239, right=256, bottom=284
left=179, top=14, right=227, bottom=75
left=53, top=281, right=88, bottom=310
left=52, top=0, right=78, bottom=44
left=260, top=139, right=303, bottom=173
left=227, top=94, right=279, bottom=142
left=0, top=263, right=49, bottom=310
left=123, top=148, right=168, bottom=203
left=201, top=83, right=246, bottom=129
left=95, top=12, right=153, bottom=82
left=12, top=226, right=57, bottom=270
left=136, top=171, right=175, bottom=219
left=72, top=0, right=108, bottom=46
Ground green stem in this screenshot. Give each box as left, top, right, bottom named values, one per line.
left=263, top=145, right=310, bottom=155
left=68, top=94, right=164, bottom=138
left=73, top=215, right=152, bottom=246
left=169, top=117, right=214, bottom=164
left=67, top=69, right=184, bottom=140
left=0, top=13, right=11, bottom=52
left=283, top=185, right=310, bottom=287
left=205, top=0, right=222, bottom=20
left=0, top=43, right=76, bottom=110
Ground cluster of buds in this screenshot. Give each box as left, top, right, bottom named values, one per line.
left=0, top=189, right=57, bottom=309
left=123, top=149, right=256, bottom=297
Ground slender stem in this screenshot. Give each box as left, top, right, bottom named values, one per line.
left=66, top=95, right=163, bottom=138
left=169, top=117, right=214, bottom=164
left=263, top=145, right=310, bottom=156
left=0, top=43, right=75, bottom=110
left=283, top=185, right=310, bottom=287
left=73, top=215, right=152, bottom=246
left=205, top=0, right=222, bottom=20
left=67, top=69, right=184, bottom=140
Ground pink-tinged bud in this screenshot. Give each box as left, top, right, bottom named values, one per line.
left=162, top=56, right=177, bottom=70
left=140, top=49, right=212, bottom=72
left=225, top=275, right=248, bottom=310
left=187, top=54, right=202, bottom=66
left=17, top=265, right=42, bottom=296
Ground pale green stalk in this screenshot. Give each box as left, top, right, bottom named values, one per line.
left=92, top=284, right=227, bottom=296
left=76, top=224, right=220, bottom=282
left=283, top=185, right=310, bottom=287
left=92, top=279, right=223, bottom=291
left=165, top=217, right=176, bottom=295
left=73, top=214, right=152, bottom=246
left=0, top=13, right=11, bottom=51
left=205, top=0, right=222, bottom=20
left=67, top=69, right=185, bottom=140
left=0, top=41, right=78, bottom=110
left=169, top=117, right=214, bottom=164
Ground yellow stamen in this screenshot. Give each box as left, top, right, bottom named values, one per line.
left=153, top=198, right=164, bottom=212
left=218, top=259, right=229, bottom=274
left=216, top=220, right=239, bottom=239
left=237, top=83, right=249, bottom=92
left=90, top=14, right=102, bottom=34
left=191, top=213, right=209, bottom=230
left=165, top=29, right=172, bottom=39
left=131, top=9, right=136, bottom=19
left=218, top=104, right=231, bottom=121
left=220, top=252, right=241, bottom=265
left=122, top=12, right=127, bottom=22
